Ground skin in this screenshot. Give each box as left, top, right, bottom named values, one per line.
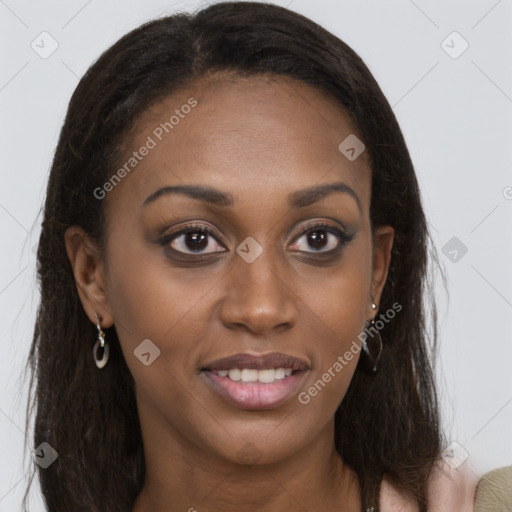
left=65, top=73, right=395, bottom=511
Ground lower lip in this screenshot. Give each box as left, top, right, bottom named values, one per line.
left=201, top=370, right=308, bottom=410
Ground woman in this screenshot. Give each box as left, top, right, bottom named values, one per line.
left=23, top=2, right=476, bottom=510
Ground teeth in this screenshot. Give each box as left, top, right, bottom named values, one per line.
left=240, top=369, right=259, bottom=382
left=214, top=367, right=295, bottom=383
left=275, top=368, right=285, bottom=380
left=228, top=368, right=241, bottom=381
left=259, top=369, right=278, bottom=383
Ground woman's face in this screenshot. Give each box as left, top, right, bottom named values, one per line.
left=68, top=73, right=393, bottom=467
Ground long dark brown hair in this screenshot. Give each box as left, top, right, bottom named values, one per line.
left=22, top=2, right=444, bottom=510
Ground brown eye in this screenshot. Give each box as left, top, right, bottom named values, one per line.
left=290, top=223, right=352, bottom=254
left=162, top=224, right=225, bottom=255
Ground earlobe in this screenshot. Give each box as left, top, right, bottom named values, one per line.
left=370, top=226, right=394, bottom=311
left=64, top=226, right=114, bottom=328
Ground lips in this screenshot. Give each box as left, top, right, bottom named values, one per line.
left=200, top=352, right=310, bottom=372
left=200, top=352, right=310, bottom=410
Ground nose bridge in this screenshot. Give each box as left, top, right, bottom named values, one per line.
left=239, top=240, right=283, bottom=294
left=220, top=234, right=298, bottom=333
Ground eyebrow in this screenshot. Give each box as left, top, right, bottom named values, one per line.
left=143, top=181, right=361, bottom=212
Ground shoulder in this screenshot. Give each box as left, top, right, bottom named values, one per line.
left=380, top=461, right=478, bottom=512
left=379, top=477, right=419, bottom=511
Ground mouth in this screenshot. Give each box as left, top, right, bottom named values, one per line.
left=200, top=352, right=310, bottom=410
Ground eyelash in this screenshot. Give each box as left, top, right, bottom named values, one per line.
left=158, top=221, right=353, bottom=259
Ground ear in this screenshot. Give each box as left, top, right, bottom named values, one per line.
left=369, top=225, right=394, bottom=315
left=64, top=226, right=114, bottom=328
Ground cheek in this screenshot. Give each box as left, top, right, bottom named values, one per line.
left=302, top=241, right=371, bottom=333
left=104, top=240, right=215, bottom=378
left=299, top=280, right=366, bottom=407
left=107, top=260, right=220, bottom=436
left=296, top=248, right=371, bottom=403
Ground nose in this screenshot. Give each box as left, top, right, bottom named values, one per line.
left=219, top=244, right=299, bottom=336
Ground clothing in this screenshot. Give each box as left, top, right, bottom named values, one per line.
left=474, top=466, right=512, bottom=512
left=380, top=465, right=512, bottom=511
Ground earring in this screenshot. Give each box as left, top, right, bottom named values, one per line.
left=93, top=313, right=109, bottom=369
left=361, top=302, right=383, bottom=372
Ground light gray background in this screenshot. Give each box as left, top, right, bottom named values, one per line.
left=1, top=0, right=511, bottom=509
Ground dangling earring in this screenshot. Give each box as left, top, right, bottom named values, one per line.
left=93, top=313, right=109, bottom=369
left=362, top=302, right=383, bottom=372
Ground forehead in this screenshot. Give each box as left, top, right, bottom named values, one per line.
left=104, top=73, right=371, bottom=219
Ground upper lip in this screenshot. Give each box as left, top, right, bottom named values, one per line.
left=201, top=352, right=310, bottom=372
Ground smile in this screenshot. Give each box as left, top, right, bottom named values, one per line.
left=199, top=351, right=310, bottom=410
left=201, top=369, right=308, bottom=410
left=215, top=367, right=293, bottom=383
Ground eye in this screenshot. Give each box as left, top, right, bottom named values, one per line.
left=290, top=222, right=352, bottom=254
left=158, top=221, right=353, bottom=259
left=160, top=224, right=226, bottom=255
